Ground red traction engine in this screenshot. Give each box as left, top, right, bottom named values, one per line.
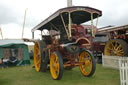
left=32, top=6, right=102, bottom=80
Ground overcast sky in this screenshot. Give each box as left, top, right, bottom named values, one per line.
left=0, top=0, right=128, bottom=39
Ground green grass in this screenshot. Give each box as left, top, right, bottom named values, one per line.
left=0, top=62, right=120, bottom=85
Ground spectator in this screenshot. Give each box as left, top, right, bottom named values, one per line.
left=2, top=58, right=9, bottom=68
left=0, top=58, right=9, bottom=68
left=0, top=59, right=2, bottom=68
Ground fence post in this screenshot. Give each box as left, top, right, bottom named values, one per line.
left=126, top=60, right=128, bottom=85
left=119, top=58, right=128, bottom=85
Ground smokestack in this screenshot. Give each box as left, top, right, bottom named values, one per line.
left=67, top=0, right=72, bottom=7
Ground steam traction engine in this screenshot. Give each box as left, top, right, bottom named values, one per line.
left=98, top=24, right=128, bottom=57
left=32, top=6, right=102, bottom=80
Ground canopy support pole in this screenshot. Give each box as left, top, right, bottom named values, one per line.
left=91, top=13, right=94, bottom=37
left=68, top=12, right=72, bottom=38
left=60, top=14, right=70, bottom=39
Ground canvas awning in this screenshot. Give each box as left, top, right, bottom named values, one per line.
left=32, top=6, right=102, bottom=32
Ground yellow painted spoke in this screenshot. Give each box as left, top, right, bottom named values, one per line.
left=86, top=66, right=90, bottom=71
left=114, top=42, right=118, bottom=48
left=55, top=57, right=58, bottom=63
left=37, top=60, right=41, bottom=65
left=36, top=53, right=39, bottom=58
left=37, top=63, right=40, bottom=67
left=85, top=67, right=90, bottom=74
left=111, top=42, right=114, bottom=48
left=116, top=50, right=123, bottom=53
left=116, top=44, right=121, bottom=50
left=117, top=51, right=124, bottom=54
left=87, top=63, right=92, bottom=71
left=82, top=66, right=86, bottom=71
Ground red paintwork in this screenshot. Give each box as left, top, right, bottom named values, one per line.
left=92, top=42, right=105, bottom=51
left=48, top=24, right=95, bottom=67
left=43, top=24, right=98, bottom=68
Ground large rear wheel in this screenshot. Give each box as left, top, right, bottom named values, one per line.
left=79, top=48, right=96, bottom=77
left=104, top=39, right=128, bottom=56
left=50, top=52, right=63, bottom=80
left=34, top=40, right=48, bottom=72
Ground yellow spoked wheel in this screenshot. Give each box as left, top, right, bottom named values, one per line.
left=34, top=42, right=41, bottom=72
left=79, top=49, right=96, bottom=77
left=104, top=39, right=128, bottom=56
left=50, top=52, right=63, bottom=80
left=34, top=41, right=48, bottom=72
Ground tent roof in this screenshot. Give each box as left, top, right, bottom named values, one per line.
left=0, top=39, right=24, bottom=46
left=0, top=39, right=27, bottom=48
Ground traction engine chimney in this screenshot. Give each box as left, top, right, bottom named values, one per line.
left=67, top=0, right=72, bottom=7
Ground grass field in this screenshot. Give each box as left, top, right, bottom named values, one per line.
left=0, top=61, right=120, bottom=85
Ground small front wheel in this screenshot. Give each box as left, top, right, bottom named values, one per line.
left=79, top=48, right=96, bottom=77
left=50, top=52, right=64, bottom=80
